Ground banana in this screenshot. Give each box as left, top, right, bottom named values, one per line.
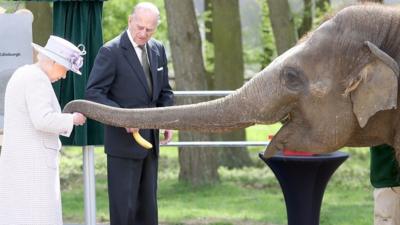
left=132, top=131, right=153, bottom=149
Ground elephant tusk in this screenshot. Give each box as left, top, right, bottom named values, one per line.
left=132, top=131, right=153, bottom=149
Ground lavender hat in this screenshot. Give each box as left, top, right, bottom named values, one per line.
left=32, top=35, right=86, bottom=75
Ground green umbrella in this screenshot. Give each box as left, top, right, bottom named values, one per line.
left=52, top=0, right=105, bottom=146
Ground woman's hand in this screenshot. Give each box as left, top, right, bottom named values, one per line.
left=73, top=112, right=86, bottom=126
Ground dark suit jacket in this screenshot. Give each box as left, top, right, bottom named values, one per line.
left=85, top=31, right=173, bottom=159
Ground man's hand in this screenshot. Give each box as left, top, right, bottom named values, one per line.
left=125, top=127, right=139, bottom=133
left=160, top=129, right=173, bottom=145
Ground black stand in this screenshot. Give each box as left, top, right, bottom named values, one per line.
left=259, top=151, right=349, bottom=225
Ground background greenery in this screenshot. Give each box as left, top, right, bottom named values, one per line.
left=0, top=0, right=377, bottom=224
left=64, top=3, right=371, bottom=223
left=61, top=124, right=373, bottom=225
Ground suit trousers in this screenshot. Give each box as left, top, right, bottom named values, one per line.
left=107, top=152, right=158, bottom=225
left=374, top=187, right=400, bottom=225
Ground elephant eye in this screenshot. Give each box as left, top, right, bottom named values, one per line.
left=281, top=67, right=307, bottom=92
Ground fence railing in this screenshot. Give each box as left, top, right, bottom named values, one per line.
left=166, top=141, right=269, bottom=147
left=173, top=90, right=234, bottom=97
left=82, top=90, right=270, bottom=225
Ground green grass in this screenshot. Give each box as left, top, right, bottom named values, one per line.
left=60, top=124, right=373, bottom=225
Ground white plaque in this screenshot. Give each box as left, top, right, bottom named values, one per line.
left=0, top=12, right=33, bottom=128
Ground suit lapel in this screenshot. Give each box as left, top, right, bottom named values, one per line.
left=147, top=41, right=158, bottom=101
left=120, top=32, right=152, bottom=97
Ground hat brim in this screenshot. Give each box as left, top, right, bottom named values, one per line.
left=32, top=43, right=82, bottom=75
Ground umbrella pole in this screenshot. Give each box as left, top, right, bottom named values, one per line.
left=83, top=146, right=96, bottom=225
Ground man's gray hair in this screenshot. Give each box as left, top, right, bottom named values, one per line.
left=131, top=2, right=161, bottom=25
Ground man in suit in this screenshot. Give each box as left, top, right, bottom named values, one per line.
left=85, top=2, right=174, bottom=225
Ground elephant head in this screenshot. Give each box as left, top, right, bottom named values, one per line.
left=64, top=5, right=400, bottom=159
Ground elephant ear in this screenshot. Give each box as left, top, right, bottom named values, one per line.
left=347, top=41, right=399, bottom=128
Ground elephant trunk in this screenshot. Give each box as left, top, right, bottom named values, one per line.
left=64, top=92, right=254, bottom=132
left=63, top=70, right=286, bottom=132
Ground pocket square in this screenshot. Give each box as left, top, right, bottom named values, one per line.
left=157, top=67, right=164, bottom=71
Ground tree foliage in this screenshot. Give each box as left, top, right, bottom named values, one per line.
left=259, top=0, right=276, bottom=68
left=0, top=1, right=23, bottom=13
left=297, top=0, right=314, bottom=38
left=102, top=0, right=136, bottom=42
left=102, top=0, right=168, bottom=43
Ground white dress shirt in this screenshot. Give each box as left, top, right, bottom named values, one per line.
left=127, top=30, right=149, bottom=65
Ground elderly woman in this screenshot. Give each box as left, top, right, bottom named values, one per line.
left=0, top=35, right=86, bottom=225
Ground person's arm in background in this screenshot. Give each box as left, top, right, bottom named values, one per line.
left=370, top=145, right=400, bottom=225
left=85, top=46, right=120, bottom=108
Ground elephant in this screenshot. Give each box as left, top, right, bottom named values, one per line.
left=64, top=4, right=400, bottom=162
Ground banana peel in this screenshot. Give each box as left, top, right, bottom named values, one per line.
left=132, top=131, right=153, bottom=149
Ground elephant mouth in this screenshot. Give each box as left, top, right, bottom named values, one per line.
left=259, top=103, right=298, bottom=158
left=279, top=113, right=291, bottom=125
left=263, top=113, right=293, bottom=157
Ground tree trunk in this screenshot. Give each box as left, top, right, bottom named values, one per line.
left=211, top=0, right=252, bottom=168
left=204, top=0, right=214, bottom=89
left=25, top=2, right=52, bottom=46
left=316, top=0, right=329, bottom=13
left=297, top=0, right=314, bottom=38
left=165, top=0, right=219, bottom=186
left=266, top=0, right=298, bottom=55
left=260, top=1, right=276, bottom=69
